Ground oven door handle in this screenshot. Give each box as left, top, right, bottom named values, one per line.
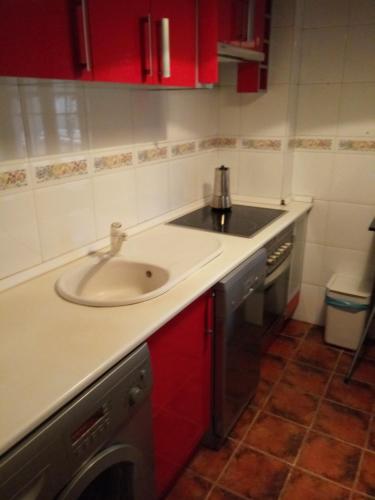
left=264, top=254, right=292, bottom=288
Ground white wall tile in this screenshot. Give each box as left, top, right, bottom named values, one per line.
left=240, top=84, right=289, bottom=137
left=295, top=84, right=341, bottom=136
left=349, top=0, right=375, bottom=25
left=168, top=157, right=200, bottom=210
left=0, top=83, right=27, bottom=161
left=0, top=192, right=41, bottom=278
left=20, top=81, right=88, bottom=157
left=217, top=150, right=239, bottom=195
left=34, top=180, right=95, bottom=260
left=218, top=64, right=237, bottom=87
left=338, top=83, right=375, bottom=136
left=135, top=162, right=170, bottom=222
left=218, top=87, right=241, bottom=135
left=167, top=89, right=218, bottom=141
left=85, top=85, right=133, bottom=149
left=93, top=169, right=138, bottom=239
left=344, top=25, right=375, bottom=83
left=131, top=90, right=167, bottom=144
left=303, top=0, right=349, bottom=28
left=322, top=246, right=374, bottom=285
left=302, top=242, right=325, bottom=286
left=292, top=152, right=334, bottom=199
left=293, top=283, right=326, bottom=325
left=272, top=0, right=296, bottom=27
left=299, top=27, right=347, bottom=83
left=238, top=151, right=283, bottom=199
left=330, top=153, right=375, bottom=205
left=269, top=27, right=294, bottom=84
left=305, top=200, right=329, bottom=244
left=196, top=151, right=219, bottom=200
left=325, top=202, right=375, bottom=252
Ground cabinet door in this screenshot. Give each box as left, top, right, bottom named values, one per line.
left=151, top=0, right=197, bottom=87
left=0, top=0, right=79, bottom=79
left=88, top=0, right=152, bottom=84
left=148, top=292, right=212, bottom=498
left=218, top=0, right=248, bottom=44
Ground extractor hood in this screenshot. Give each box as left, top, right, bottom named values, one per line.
left=218, top=42, right=265, bottom=63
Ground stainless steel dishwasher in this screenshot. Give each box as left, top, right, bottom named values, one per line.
left=205, top=249, right=267, bottom=449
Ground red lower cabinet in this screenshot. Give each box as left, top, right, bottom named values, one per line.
left=148, top=292, right=213, bottom=498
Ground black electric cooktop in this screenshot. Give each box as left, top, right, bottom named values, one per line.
left=169, top=204, right=286, bottom=238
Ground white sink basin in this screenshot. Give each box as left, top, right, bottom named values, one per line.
left=56, top=257, right=171, bottom=307
left=56, top=224, right=223, bottom=307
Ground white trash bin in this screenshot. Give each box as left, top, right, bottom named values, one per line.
left=325, top=274, right=371, bottom=350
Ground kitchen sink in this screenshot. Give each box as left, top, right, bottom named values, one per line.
left=55, top=224, right=223, bottom=307
left=56, top=257, right=171, bottom=307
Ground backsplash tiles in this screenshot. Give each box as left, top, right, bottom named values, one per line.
left=94, top=151, right=133, bottom=172
left=293, top=0, right=375, bottom=325
left=241, top=138, right=283, bottom=151
left=33, top=158, right=88, bottom=184
left=137, top=145, right=168, bottom=164
left=0, top=164, right=28, bottom=192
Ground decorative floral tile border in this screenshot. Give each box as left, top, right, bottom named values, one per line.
left=0, top=168, right=28, bottom=191
left=242, top=138, right=282, bottom=151
left=338, top=139, right=375, bottom=153
left=34, top=159, right=88, bottom=184
left=289, top=138, right=333, bottom=151
left=94, top=152, right=133, bottom=172
left=171, top=141, right=196, bottom=157
left=198, top=138, right=218, bottom=151
left=138, top=146, right=168, bottom=164
left=216, top=137, right=237, bottom=148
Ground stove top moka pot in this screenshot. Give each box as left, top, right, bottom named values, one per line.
left=211, top=165, right=232, bottom=211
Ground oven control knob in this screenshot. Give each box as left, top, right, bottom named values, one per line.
left=267, top=258, right=274, bottom=264
left=128, top=386, right=143, bottom=406
left=275, top=251, right=282, bottom=256
left=285, top=242, right=292, bottom=247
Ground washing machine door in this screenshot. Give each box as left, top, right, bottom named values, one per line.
left=58, top=444, right=142, bottom=500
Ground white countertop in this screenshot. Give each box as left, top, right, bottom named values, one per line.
left=0, top=201, right=311, bottom=456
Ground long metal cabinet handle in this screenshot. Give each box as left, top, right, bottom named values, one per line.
left=146, top=14, right=153, bottom=76
left=160, top=18, right=171, bottom=78
left=81, top=0, right=92, bottom=72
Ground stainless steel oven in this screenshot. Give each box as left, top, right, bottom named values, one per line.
left=261, top=226, right=294, bottom=349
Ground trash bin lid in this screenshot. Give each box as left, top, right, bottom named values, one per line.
left=327, top=274, right=372, bottom=299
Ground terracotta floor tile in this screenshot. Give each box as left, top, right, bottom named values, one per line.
left=244, top=412, right=306, bottom=462
left=266, top=335, right=301, bottom=359
left=253, top=379, right=273, bottom=408
left=368, top=418, right=375, bottom=452
left=265, top=381, right=319, bottom=425
left=281, top=319, right=311, bottom=338
left=230, top=406, right=258, bottom=441
left=297, top=431, right=361, bottom=487
left=294, top=340, right=340, bottom=370
left=327, top=375, right=375, bottom=412
left=357, top=451, right=375, bottom=497
left=313, top=400, right=370, bottom=446
left=260, top=354, right=287, bottom=383
left=189, top=439, right=237, bottom=481
left=165, top=470, right=212, bottom=500
left=305, top=325, right=326, bottom=345
left=351, top=493, right=374, bottom=500
left=282, top=361, right=330, bottom=396
left=207, top=486, right=245, bottom=500
left=218, top=446, right=290, bottom=500
left=336, top=353, right=375, bottom=386
left=280, top=469, right=350, bottom=500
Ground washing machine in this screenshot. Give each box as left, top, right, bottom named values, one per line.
left=0, top=344, right=155, bottom=500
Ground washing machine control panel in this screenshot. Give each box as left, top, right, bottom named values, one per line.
left=71, top=403, right=110, bottom=456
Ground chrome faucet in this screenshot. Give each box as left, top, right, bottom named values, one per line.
left=110, top=222, right=127, bottom=255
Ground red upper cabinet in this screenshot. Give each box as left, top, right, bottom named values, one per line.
left=151, top=0, right=197, bottom=87
left=0, top=0, right=80, bottom=79
left=85, top=0, right=196, bottom=86
left=87, top=0, right=152, bottom=84
left=218, top=0, right=249, bottom=44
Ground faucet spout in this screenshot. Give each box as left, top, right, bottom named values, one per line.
left=110, top=222, right=127, bottom=255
